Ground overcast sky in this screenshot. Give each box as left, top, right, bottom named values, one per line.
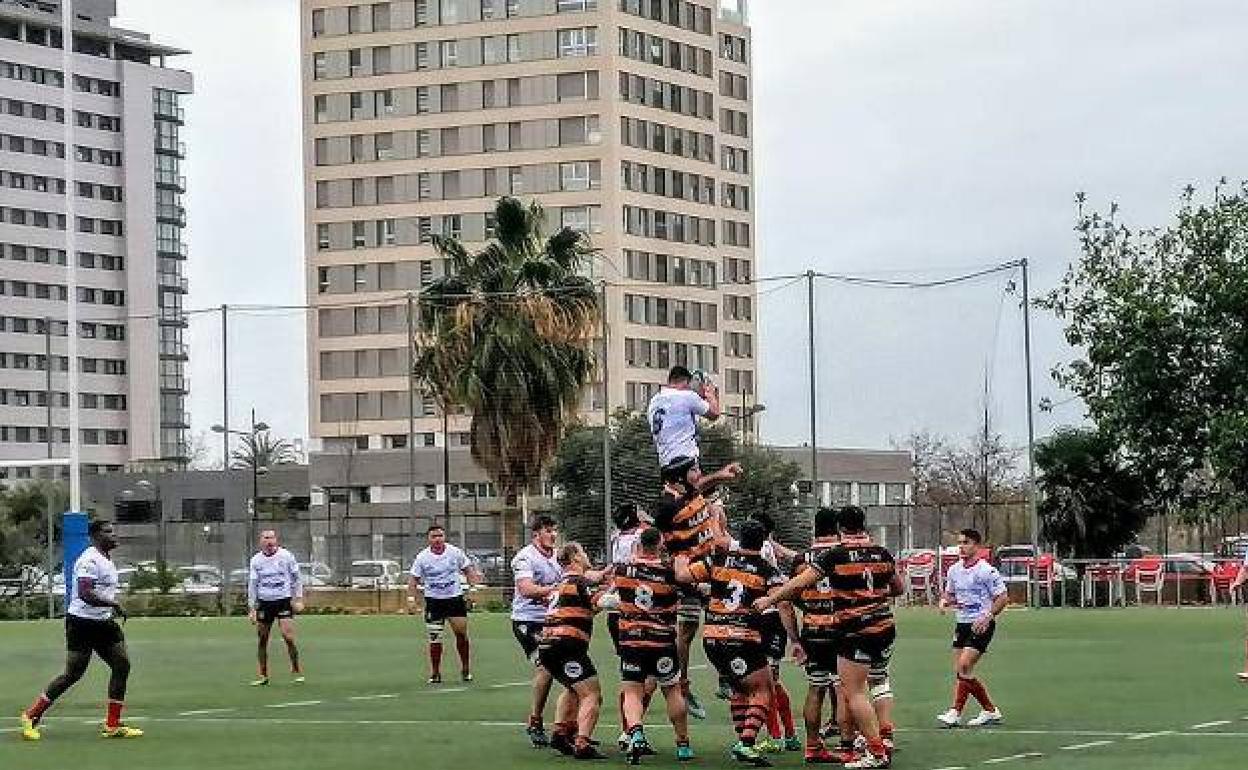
left=115, top=0, right=1248, bottom=455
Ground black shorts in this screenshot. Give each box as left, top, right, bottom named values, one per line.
left=800, top=635, right=840, bottom=687
left=704, top=638, right=769, bottom=683
left=66, top=614, right=124, bottom=655
left=619, top=643, right=681, bottom=687
left=512, top=620, right=544, bottom=664
left=538, top=642, right=597, bottom=689
left=677, top=591, right=705, bottom=624
left=837, top=627, right=896, bottom=669
left=425, top=595, right=468, bottom=623
left=953, top=621, right=996, bottom=653
left=761, top=612, right=787, bottom=664
left=256, top=598, right=294, bottom=626
left=607, top=612, right=622, bottom=654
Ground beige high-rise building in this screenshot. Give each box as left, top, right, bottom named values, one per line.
left=0, top=0, right=192, bottom=477
left=300, top=0, right=757, bottom=545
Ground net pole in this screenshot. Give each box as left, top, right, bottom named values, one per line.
left=600, top=280, right=612, bottom=550
left=221, top=304, right=234, bottom=613
left=806, top=271, right=819, bottom=511
left=1021, top=259, right=1040, bottom=608
left=406, top=294, right=417, bottom=524
left=61, top=0, right=81, bottom=510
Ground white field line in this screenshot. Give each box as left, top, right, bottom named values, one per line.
left=1127, top=730, right=1175, bottom=741
left=264, top=700, right=322, bottom=709
left=178, top=708, right=236, bottom=716
left=433, top=687, right=467, bottom=694
left=1060, top=740, right=1115, bottom=751
left=983, top=753, right=1044, bottom=764
left=1191, top=720, right=1232, bottom=729
left=928, top=766, right=967, bottom=770
left=348, top=694, right=399, bottom=701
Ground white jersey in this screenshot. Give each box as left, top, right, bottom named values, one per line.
left=510, top=543, right=563, bottom=622
left=610, top=529, right=643, bottom=565
left=248, top=547, right=302, bottom=606
left=68, top=546, right=119, bottom=621
left=944, top=558, right=1006, bottom=623
left=410, top=544, right=470, bottom=600
left=646, top=386, right=710, bottom=467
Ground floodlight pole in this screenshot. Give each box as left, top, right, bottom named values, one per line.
left=61, top=0, right=81, bottom=510
left=806, top=271, right=819, bottom=509
left=600, top=280, right=612, bottom=545
left=1021, top=259, right=1040, bottom=608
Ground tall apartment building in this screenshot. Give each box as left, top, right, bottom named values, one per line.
left=301, top=0, right=756, bottom=540
left=0, top=0, right=192, bottom=475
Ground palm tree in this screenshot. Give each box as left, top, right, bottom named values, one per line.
left=414, top=197, right=601, bottom=546
left=230, top=431, right=301, bottom=471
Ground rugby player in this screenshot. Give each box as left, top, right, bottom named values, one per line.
left=511, top=515, right=564, bottom=747
left=607, top=502, right=654, bottom=750
left=936, top=528, right=1007, bottom=728
left=408, top=524, right=483, bottom=684
left=749, top=513, right=800, bottom=754
left=247, top=529, right=305, bottom=686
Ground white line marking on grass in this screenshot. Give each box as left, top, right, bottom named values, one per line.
left=1060, top=740, right=1115, bottom=751
left=434, top=687, right=467, bottom=694
left=487, top=681, right=531, bottom=689
left=265, top=700, right=322, bottom=709
left=179, top=708, right=236, bottom=716
left=928, top=766, right=967, bottom=770
left=1191, top=720, right=1232, bottom=729
left=1127, top=730, right=1174, bottom=741
left=983, top=753, right=1043, bottom=764
left=348, top=694, right=399, bottom=701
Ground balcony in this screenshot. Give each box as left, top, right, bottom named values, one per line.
left=153, top=102, right=185, bottom=124
left=159, top=339, right=188, bottom=358
left=159, top=374, right=189, bottom=392
left=718, top=0, right=747, bottom=23
left=155, top=170, right=186, bottom=191
left=154, top=135, right=186, bottom=157
left=156, top=203, right=186, bottom=226
left=157, top=240, right=187, bottom=259
left=158, top=271, right=188, bottom=292
left=160, top=409, right=191, bottom=428
left=158, top=307, right=188, bottom=326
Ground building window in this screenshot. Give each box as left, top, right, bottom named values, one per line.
left=558, top=27, right=598, bottom=58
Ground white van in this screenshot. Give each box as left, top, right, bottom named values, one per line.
left=350, top=559, right=403, bottom=589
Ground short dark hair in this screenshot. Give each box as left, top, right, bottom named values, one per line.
left=837, top=505, right=866, bottom=534
left=668, top=366, right=693, bottom=384
left=959, top=528, right=983, bottom=545
left=531, top=515, right=558, bottom=534
left=88, top=520, right=111, bottom=537
left=427, top=524, right=445, bottom=534
left=557, top=542, right=584, bottom=567
left=738, top=519, right=767, bottom=551
left=639, top=527, right=662, bottom=551
left=613, top=502, right=640, bottom=531
left=814, top=507, right=839, bottom=537
left=750, top=512, right=775, bottom=536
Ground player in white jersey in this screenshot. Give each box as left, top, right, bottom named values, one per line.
left=408, top=524, right=483, bottom=684
left=247, top=530, right=304, bottom=686
left=1231, top=549, right=1248, bottom=680
left=606, top=501, right=653, bottom=750
left=646, top=366, right=722, bottom=486
left=937, top=528, right=1008, bottom=728
left=21, top=521, right=142, bottom=740
left=512, top=515, right=565, bottom=747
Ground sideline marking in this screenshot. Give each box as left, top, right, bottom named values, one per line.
left=983, top=753, right=1043, bottom=764
left=179, top=708, right=236, bottom=716
left=1127, top=730, right=1174, bottom=741
left=349, top=694, right=399, bottom=701
left=1191, top=720, right=1231, bottom=730
left=265, top=700, right=322, bottom=709
left=1060, top=740, right=1114, bottom=751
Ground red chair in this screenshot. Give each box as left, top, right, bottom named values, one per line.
left=1081, top=562, right=1125, bottom=607
left=1211, top=562, right=1242, bottom=605
left=1030, top=554, right=1057, bottom=606
left=1130, top=557, right=1165, bottom=605
left=906, top=552, right=937, bottom=605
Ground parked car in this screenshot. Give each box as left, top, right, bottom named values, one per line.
left=179, top=566, right=222, bottom=594
left=995, top=544, right=1077, bottom=582
left=350, top=559, right=404, bottom=589
left=298, top=562, right=333, bottom=587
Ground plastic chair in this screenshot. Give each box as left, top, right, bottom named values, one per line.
left=1210, top=562, right=1242, bottom=605
left=1131, top=557, right=1165, bottom=605
left=906, top=553, right=937, bottom=605
left=1081, top=563, right=1124, bottom=607
left=1029, top=554, right=1057, bottom=606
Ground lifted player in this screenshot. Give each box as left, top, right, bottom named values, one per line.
left=20, top=521, right=142, bottom=740
left=936, top=528, right=1008, bottom=728
left=676, top=519, right=787, bottom=767
left=539, top=542, right=610, bottom=760
left=247, top=529, right=304, bottom=686
left=614, top=526, right=693, bottom=764
left=511, top=515, right=565, bottom=747
left=408, top=524, right=482, bottom=684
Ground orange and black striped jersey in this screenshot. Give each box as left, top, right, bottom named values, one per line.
left=614, top=558, right=679, bottom=648
left=809, top=535, right=896, bottom=638
left=540, top=574, right=597, bottom=648
left=793, top=538, right=840, bottom=641
left=688, top=549, right=782, bottom=644
left=654, top=489, right=719, bottom=561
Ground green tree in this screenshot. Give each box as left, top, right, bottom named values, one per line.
left=549, top=412, right=804, bottom=554
left=1039, top=182, right=1248, bottom=526
left=1035, top=427, right=1148, bottom=558
left=0, top=480, right=67, bottom=589
left=414, top=197, right=600, bottom=546
left=230, top=430, right=300, bottom=471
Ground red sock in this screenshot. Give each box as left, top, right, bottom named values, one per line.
left=966, top=678, right=996, bottom=711
left=429, top=642, right=443, bottom=675
left=774, top=683, right=796, bottom=737
left=106, top=700, right=124, bottom=729
left=455, top=635, right=470, bottom=673
left=880, top=721, right=895, bottom=740
left=766, top=700, right=782, bottom=739
left=954, top=677, right=970, bottom=711
left=25, top=694, right=52, bottom=724
left=866, top=737, right=887, bottom=757
left=619, top=691, right=628, bottom=730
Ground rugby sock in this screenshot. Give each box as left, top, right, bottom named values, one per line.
left=774, top=682, right=796, bottom=738
left=105, top=699, right=124, bottom=729
left=429, top=641, right=443, bottom=676
left=965, top=678, right=996, bottom=711
left=729, top=697, right=748, bottom=738
left=741, top=702, right=768, bottom=746
left=766, top=700, right=782, bottom=739
left=880, top=721, right=895, bottom=740
left=953, top=676, right=971, bottom=712
left=455, top=635, right=471, bottom=674
left=556, top=720, right=577, bottom=738
left=866, top=737, right=887, bottom=758
left=25, top=694, right=52, bottom=724
left=619, top=691, right=628, bottom=730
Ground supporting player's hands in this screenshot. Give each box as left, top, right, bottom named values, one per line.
left=791, top=642, right=807, bottom=666
left=753, top=595, right=775, bottom=613
left=248, top=609, right=258, bottom=625
left=971, top=614, right=992, bottom=635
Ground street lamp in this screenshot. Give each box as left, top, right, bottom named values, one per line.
left=212, top=408, right=271, bottom=543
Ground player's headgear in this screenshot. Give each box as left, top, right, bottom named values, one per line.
left=738, top=519, right=767, bottom=551
left=613, top=502, right=641, bottom=531
left=838, top=505, right=866, bottom=534
left=814, top=507, right=839, bottom=537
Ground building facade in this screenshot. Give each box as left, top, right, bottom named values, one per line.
left=300, top=0, right=758, bottom=538
left=0, top=0, right=192, bottom=475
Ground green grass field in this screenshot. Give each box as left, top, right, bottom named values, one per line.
left=2, top=608, right=1247, bottom=769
